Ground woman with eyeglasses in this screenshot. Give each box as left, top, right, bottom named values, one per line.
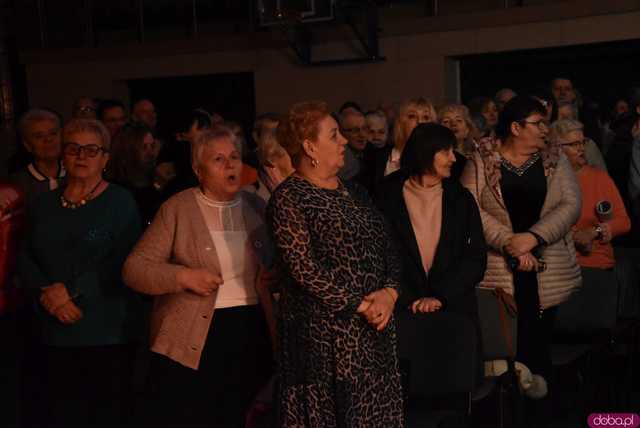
left=550, top=119, right=630, bottom=323
left=18, top=118, right=143, bottom=428
left=461, top=96, right=582, bottom=427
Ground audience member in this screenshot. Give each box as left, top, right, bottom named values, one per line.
left=550, top=120, right=630, bottom=266
left=250, top=131, right=294, bottom=203
left=338, top=100, right=363, bottom=115
left=131, top=99, right=158, bottom=130
left=550, top=119, right=607, bottom=172
left=226, top=120, right=259, bottom=182
left=108, top=122, right=162, bottom=226
left=157, top=108, right=212, bottom=198
left=252, top=113, right=280, bottom=146
left=439, top=103, right=478, bottom=158
left=10, top=109, right=66, bottom=209
left=268, top=101, right=404, bottom=427
left=468, top=96, right=498, bottom=135
left=461, top=96, right=582, bottom=427
left=369, top=97, right=437, bottom=194
left=557, top=100, right=578, bottom=121
left=98, top=99, right=128, bottom=138
left=376, top=123, right=487, bottom=388
left=72, top=96, right=98, bottom=119
left=495, top=88, right=517, bottom=111
left=123, top=126, right=274, bottom=428
left=551, top=77, right=577, bottom=105
left=18, top=118, right=143, bottom=428
left=365, top=110, right=389, bottom=149
left=337, top=109, right=368, bottom=181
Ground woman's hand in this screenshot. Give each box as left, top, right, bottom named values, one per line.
left=505, top=233, right=538, bottom=257
left=176, top=268, right=223, bottom=296
left=40, top=283, right=72, bottom=314
left=598, top=223, right=613, bottom=244
left=53, top=300, right=83, bottom=324
left=357, top=288, right=397, bottom=331
left=573, top=227, right=596, bottom=254
left=516, top=253, right=539, bottom=272
left=410, top=297, right=442, bottom=314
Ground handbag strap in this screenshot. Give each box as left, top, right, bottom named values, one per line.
left=494, top=288, right=517, bottom=358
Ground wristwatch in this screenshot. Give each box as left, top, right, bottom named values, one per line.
left=594, top=225, right=604, bottom=241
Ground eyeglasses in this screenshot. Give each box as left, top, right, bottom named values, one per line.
left=520, top=119, right=549, bottom=130
left=76, top=106, right=95, bottom=113
left=63, top=143, right=108, bottom=157
left=560, top=139, right=587, bottom=149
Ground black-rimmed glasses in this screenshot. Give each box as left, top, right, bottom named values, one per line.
left=559, top=139, right=587, bottom=149
left=63, top=143, right=108, bottom=157
left=520, top=119, right=549, bottom=130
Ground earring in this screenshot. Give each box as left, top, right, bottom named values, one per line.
left=311, top=158, right=319, bottom=168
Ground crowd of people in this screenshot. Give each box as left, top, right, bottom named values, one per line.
left=0, top=76, right=639, bottom=428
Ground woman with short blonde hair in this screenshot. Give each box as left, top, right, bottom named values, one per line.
left=124, top=125, right=275, bottom=427
left=439, top=103, right=479, bottom=158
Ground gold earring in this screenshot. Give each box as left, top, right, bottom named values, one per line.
left=311, top=158, right=319, bottom=168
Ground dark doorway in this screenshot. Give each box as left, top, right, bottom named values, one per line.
left=459, top=38, right=640, bottom=111
left=127, top=72, right=256, bottom=140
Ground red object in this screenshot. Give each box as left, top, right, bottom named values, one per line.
left=241, top=163, right=258, bottom=186
left=0, top=183, right=26, bottom=315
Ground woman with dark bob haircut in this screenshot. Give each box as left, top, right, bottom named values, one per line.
left=376, top=123, right=487, bottom=405
left=461, top=96, right=581, bottom=426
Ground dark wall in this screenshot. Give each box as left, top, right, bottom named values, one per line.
left=128, top=72, right=256, bottom=139
left=459, top=38, right=640, bottom=113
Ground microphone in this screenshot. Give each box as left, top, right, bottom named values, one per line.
left=595, top=200, right=612, bottom=222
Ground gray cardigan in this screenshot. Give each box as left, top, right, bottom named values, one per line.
left=122, top=188, right=273, bottom=369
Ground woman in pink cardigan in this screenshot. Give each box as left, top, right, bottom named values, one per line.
left=123, top=125, right=275, bottom=428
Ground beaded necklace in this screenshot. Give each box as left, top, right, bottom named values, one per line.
left=60, top=180, right=103, bottom=209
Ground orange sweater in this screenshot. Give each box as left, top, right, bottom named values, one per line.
left=574, top=166, right=631, bottom=269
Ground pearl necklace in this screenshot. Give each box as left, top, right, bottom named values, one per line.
left=60, top=180, right=103, bottom=209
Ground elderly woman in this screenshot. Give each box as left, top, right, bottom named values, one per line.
left=461, top=96, right=582, bottom=423
left=108, top=122, right=162, bottom=226
left=376, top=123, right=487, bottom=389
left=369, top=97, right=437, bottom=194
left=439, top=104, right=478, bottom=158
left=439, top=103, right=481, bottom=180
left=468, top=96, right=499, bottom=136
left=550, top=119, right=630, bottom=322
left=18, top=118, right=142, bottom=428
left=123, top=125, right=274, bottom=428
left=10, top=109, right=66, bottom=209
left=250, top=132, right=294, bottom=203
left=268, top=101, right=404, bottom=427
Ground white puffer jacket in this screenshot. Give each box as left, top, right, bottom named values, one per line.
left=461, top=140, right=582, bottom=309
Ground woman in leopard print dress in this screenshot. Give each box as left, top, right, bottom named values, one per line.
left=267, top=101, right=404, bottom=428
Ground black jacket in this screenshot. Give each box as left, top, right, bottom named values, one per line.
left=376, top=170, right=487, bottom=319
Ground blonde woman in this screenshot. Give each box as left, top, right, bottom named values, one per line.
left=370, top=97, right=437, bottom=194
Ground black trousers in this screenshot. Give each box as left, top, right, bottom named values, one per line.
left=513, top=271, right=557, bottom=381
left=147, top=304, right=273, bottom=428
left=44, top=343, right=137, bottom=428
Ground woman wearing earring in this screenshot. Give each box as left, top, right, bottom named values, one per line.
left=267, top=101, right=404, bottom=427
left=123, top=125, right=275, bottom=428
left=18, top=118, right=143, bottom=428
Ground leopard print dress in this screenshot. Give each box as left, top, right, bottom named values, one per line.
left=267, top=175, right=404, bottom=428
